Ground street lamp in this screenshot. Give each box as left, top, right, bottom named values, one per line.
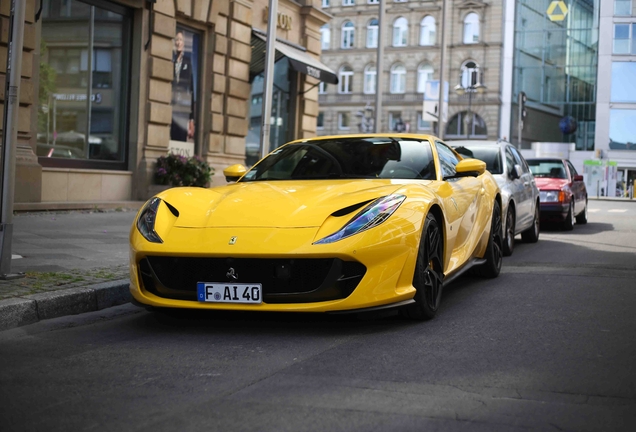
left=454, top=78, right=486, bottom=139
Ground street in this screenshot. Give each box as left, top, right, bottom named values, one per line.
left=1, top=200, right=635, bottom=431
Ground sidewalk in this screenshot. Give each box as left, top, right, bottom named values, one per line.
left=0, top=205, right=143, bottom=331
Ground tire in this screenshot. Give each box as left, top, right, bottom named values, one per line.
left=576, top=199, right=588, bottom=224
left=473, top=200, right=503, bottom=278
left=521, top=202, right=540, bottom=243
left=562, top=202, right=574, bottom=231
left=503, top=206, right=515, bottom=257
left=401, top=213, right=444, bottom=320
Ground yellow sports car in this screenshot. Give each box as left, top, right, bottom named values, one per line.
left=130, top=134, right=502, bottom=320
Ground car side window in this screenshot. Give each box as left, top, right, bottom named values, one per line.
left=509, top=146, right=529, bottom=174
left=435, top=141, right=459, bottom=178
left=567, top=161, right=578, bottom=177
left=505, top=147, right=516, bottom=177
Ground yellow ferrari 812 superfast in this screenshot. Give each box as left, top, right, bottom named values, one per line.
left=130, top=134, right=502, bottom=320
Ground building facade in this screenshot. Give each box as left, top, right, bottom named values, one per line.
left=3, top=0, right=332, bottom=209
left=317, top=0, right=505, bottom=141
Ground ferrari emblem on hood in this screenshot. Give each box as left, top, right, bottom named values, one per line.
left=226, top=268, right=239, bottom=281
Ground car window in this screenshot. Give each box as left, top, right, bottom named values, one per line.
left=240, top=137, right=436, bottom=181
left=505, top=147, right=516, bottom=177
left=453, top=145, right=503, bottom=174
left=435, top=141, right=459, bottom=179
left=509, top=146, right=529, bottom=174
left=567, top=161, right=578, bottom=177
left=526, top=160, right=567, bottom=179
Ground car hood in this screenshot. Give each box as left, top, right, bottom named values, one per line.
left=155, top=180, right=410, bottom=228
left=534, top=177, right=569, bottom=190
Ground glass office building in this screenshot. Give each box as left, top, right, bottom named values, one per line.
left=512, top=0, right=600, bottom=150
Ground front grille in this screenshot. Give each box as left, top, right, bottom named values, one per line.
left=139, top=256, right=366, bottom=303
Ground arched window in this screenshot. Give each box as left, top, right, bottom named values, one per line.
left=463, top=13, right=480, bottom=44
left=364, top=64, right=376, bottom=94
left=392, top=17, right=408, bottom=47
left=460, top=60, right=480, bottom=89
left=320, top=24, right=330, bottom=50
left=417, top=64, right=434, bottom=94
left=367, top=19, right=379, bottom=48
left=339, top=65, right=354, bottom=94
left=445, top=111, right=488, bottom=138
left=341, top=21, right=355, bottom=49
left=390, top=63, right=406, bottom=94
left=419, top=16, right=436, bottom=46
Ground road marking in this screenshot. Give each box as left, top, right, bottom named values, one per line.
left=588, top=209, right=600, bottom=213
left=608, top=209, right=627, bottom=213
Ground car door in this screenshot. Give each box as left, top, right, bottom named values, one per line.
left=509, top=146, right=534, bottom=230
left=567, top=160, right=585, bottom=213
left=434, top=141, right=483, bottom=263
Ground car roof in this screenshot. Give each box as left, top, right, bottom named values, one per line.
left=288, top=133, right=438, bottom=145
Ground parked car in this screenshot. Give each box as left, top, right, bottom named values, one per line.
left=130, top=134, right=503, bottom=321
left=452, top=140, right=540, bottom=256
left=525, top=158, right=588, bottom=230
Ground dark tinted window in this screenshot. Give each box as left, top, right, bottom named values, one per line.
left=454, top=145, right=503, bottom=174
left=527, top=160, right=567, bottom=179
left=241, top=137, right=436, bottom=181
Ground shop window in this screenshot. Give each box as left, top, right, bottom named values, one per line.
left=417, top=64, right=433, bottom=94
left=341, top=21, right=355, bottom=49
left=393, top=17, right=408, bottom=47
left=417, top=112, right=432, bottom=131
left=367, top=19, right=379, bottom=48
left=445, top=111, right=488, bottom=138
left=338, top=112, right=351, bottom=129
left=615, top=0, right=632, bottom=15
left=364, top=65, right=376, bottom=94
left=463, top=13, right=480, bottom=44
left=339, top=65, right=354, bottom=94
left=419, top=16, right=436, bottom=46
left=609, top=109, right=636, bottom=150
left=390, top=63, right=406, bottom=94
left=611, top=62, right=636, bottom=102
left=39, top=0, right=131, bottom=169
left=389, top=112, right=404, bottom=132
left=321, top=25, right=330, bottom=50
left=613, top=24, right=636, bottom=54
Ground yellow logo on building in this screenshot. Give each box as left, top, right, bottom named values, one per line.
left=547, top=1, right=568, bottom=22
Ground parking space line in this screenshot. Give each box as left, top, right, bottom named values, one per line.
left=608, top=209, right=627, bottom=213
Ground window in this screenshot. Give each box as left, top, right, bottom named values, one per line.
left=368, top=0, right=379, bottom=4
left=393, top=17, right=408, bottom=47
left=419, top=16, right=436, bottom=46
left=317, top=112, right=325, bottom=129
left=319, top=82, right=328, bottom=94
left=389, top=112, right=406, bottom=132
left=339, top=65, right=354, bottom=93
left=343, top=0, right=355, bottom=6
left=445, top=111, right=488, bottom=138
left=320, top=25, right=330, bottom=50
left=364, top=65, right=376, bottom=94
left=417, top=64, right=434, bottom=94
left=435, top=141, right=459, bottom=178
left=417, top=112, right=432, bottom=130
left=390, top=63, right=406, bottom=93
left=611, top=62, right=636, bottom=102
left=367, top=19, right=379, bottom=48
left=463, top=12, right=480, bottom=44
left=322, top=0, right=330, bottom=7
left=39, top=0, right=131, bottom=169
left=609, top=109, right=636, bottom=150
left=460, top=60, right=480, bottom=89
left=338, top=112, right=351, bottom=129
left=342, top=21, right=355, bottom=49
left=615, top=0, right=632, bottom=15
left=613, top=24, right=636, bottom=54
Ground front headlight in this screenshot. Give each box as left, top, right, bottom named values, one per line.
left=314, top=194, right=406, bottom=244
left=539, top=190, right=565, bottom=203
left=136, top=197, right=163, bottom=243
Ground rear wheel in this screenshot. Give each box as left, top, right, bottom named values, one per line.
left=473, top=200, right=503, bottom=278
left=402, top=213, right=444, bottom=320
left=576, top=199, right=588, bottom=224
left=562, top=202, right=574, bottom=231
left=521, top=202, right=540, bottom=243
left=503, top=206, right=515, bottom=256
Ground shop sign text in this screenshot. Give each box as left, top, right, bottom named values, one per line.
left=263, top=7, right=292, bottom=31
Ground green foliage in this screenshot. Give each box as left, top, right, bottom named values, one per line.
left=154, top=153, right=213, bottom=187
left=38, top=40, right=57, bottom=133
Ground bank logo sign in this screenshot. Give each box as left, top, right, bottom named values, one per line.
left=547, top=1, right=568, bottom=22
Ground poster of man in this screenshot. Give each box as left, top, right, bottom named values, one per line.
left=170, top=26, right=199, bottom=155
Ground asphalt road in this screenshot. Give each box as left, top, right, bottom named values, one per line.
left=1, top=200, right=635, bottom=431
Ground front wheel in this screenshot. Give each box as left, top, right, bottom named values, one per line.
left=503, top=206, right=515, bottom=256
left=576, top=200, right=588, bottom=224
left=402, top=213, right=444, bottom=320
left=473, top=200, right=503, bottom=279
left=562, top=202, right=574, bottom=231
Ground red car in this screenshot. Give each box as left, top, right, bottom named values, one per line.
left=526, top=158, right=588, bottom=230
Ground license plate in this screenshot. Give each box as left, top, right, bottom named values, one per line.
left=197, top=282, right=262, bottom=304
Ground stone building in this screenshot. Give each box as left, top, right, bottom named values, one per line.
left=1, top=0, right=332, bottom=209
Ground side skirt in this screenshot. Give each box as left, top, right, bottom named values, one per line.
left=443, top=258, right=487, bottom=285
left=328, top=299, right=416, bottom=315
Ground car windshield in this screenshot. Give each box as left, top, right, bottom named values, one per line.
left=240, top=137, right=436, bottom=182
left=527, top=160, right=567, bottom=179
left=453, top=146, right=503, bottom=174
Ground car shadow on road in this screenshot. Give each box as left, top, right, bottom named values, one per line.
left=539, top=221, right=614, bottom=235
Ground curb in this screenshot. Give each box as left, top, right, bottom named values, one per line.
left=0, top=280, right=131, bottom=331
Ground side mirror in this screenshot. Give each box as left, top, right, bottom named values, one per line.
left=510, top=164, right=522, bottom=180
left=223, top=164, right=247, bottom=183
left=573, top=174, right=584, bottom=182
left=450, top=158, right=487, bottom=179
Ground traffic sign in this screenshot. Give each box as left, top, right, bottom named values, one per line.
left=547, top=1, right=568, bottom=22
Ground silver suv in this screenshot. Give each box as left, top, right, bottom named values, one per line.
left=451, top=140, right=541, bottom=256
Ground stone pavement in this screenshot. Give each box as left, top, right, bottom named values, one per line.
left=0, top=205, right=143, bottom=331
